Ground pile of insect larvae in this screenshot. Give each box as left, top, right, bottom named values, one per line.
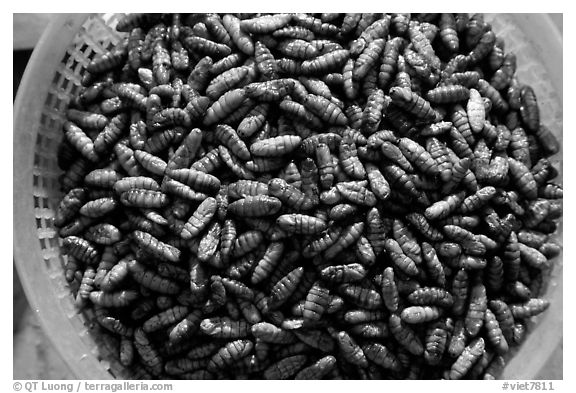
left=55, top=13, right=562, bottom=380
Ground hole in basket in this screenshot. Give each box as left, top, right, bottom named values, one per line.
left=39, top=238, right=47, bottom=250
left=33, top=175, right=39, bottom=188
left=69, top=56, right=78, bottom=70
left=69, top=84, right=79, bottom=98
left=61, top=77, right=70, bottom=92
left=82, top=44, right=94, bottom=60
left=35, top=217, right=42, bottom=229
left=41, top=197, right=49, bottom=208
left=33, top=153, right=40, bottom=167
left=63, top=51, right=71, bottom=64
left=33, top=196, right=40, bottom=208
left=52, top=71, right=62, bottom=87
left=45, top=92, right=56, bottom=108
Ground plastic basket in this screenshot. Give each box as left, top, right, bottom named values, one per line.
left=13, top=13, right=562, bottom=380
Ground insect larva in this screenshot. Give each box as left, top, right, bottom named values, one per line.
left=232, top=230, right=264, bottom=258
left=292, top=13, right=339, bottom=36
left=508, top=158, right=538, bottom=200
left=67, top=108, right=109, bottom=131
left=438, top=13, right=459, bottom=52
left=89, top=289, right=139, bottom=308
left=519, top=85, right=540, bottom=132
left=250, top=322, right=296, bottom=344
left=338, top=133, right=366, bottom=180
left=142, top=305, right=189, bottom=333
left=127, top=260, right=180, bottom=295
left=484, top=308, right=509, bottom=355
left=302, top=226, right=342, bottom=258
left=294, top=356, right=336, bottom=380
left=84, top=223, right=122, bottom=245
left=263, top=354, right=308, bottom=380
left=335, top=181, right=376, bottom=207
left=54, top=188, right=87, bottom=227
left=380, top=164, right=422, bottom=201
left=228, top=195, right=282, bottom=217
left=401, top=306, right=442, bottom=324
left=219, top=14, right=254, bottom=56
left=207, top=340, right=254, bottom=373
left=320, top=263, right=367, bottom=284
left=63, top=121, right=99, bottom=163
left=510, top=298, right=550, bottom=320
left=120, top=189, right=168, bottom=209
left=383, top=238, right=419, bottom=277
left=465, top=283, right=488, bottom=337
left=237, top=103, right=270, bottom=139
left=334, top=333, right=370, bottom=370
left=323, top=222, right=364, bottom=260
left=276, top=214, right=327, bottom=235
left=362, top=342, right=402, bottom=372
left=183, top=34, right=232, bottom=59
left=408, top=287, right=453, bottom=308
left=339, top=283, right=383, bottom=310
left=164, top=357, right=209, bottom=376
left=467, top=28, right=496, bottom=65
left=219, top=278, right=253, bottom=301
left=427, top=85, right=469, bottom=104
left=268, top=178, right=314, bottom=211
left=389, top=313, right=424, bottom=356
left=133, top=328, right=163, bottom=377
left=250, top=135, right=302, bottom=157
left=303, top=94, right=348, bottom=126
left=62, top=235, right=99, bottom=265
left=166, top=168, right=221, bottom=195
left=202, top=88, right=245, bottom=126
left=354, top=38, right=386, bottom=81
left=131, top=230, right=180, bottom=263
left=268, top=267, right=305, bottom=310
left=423, top=319, right=451, bottom=366
left=448, top=337, right=485, bottom=380
left=393, top=219, right=423, bottom=264
left=74, top=266, right=96, bottom=308
left=218, top=145, right=256, bottom=180
left=200, top=316, right=251, bottom=339
left=214, top=124, right=251, bottom=161
left=239, top=13, right=292, bottom=34
left=227, top=180, right=269, bottom=202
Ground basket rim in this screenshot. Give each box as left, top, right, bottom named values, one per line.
left=13, top=13, right=114, bottom=380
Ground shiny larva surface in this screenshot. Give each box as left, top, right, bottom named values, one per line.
left=49, top=13, right=562, bottom=380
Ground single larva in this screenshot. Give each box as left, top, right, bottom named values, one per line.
left=449, top=338, right=486, bottom=380
left=207, top=339, right=254, bottom=373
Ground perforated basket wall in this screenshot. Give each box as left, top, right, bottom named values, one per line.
left=13, top=13, right=562, bottom=380
left=15, top=14, right=135, bottom=380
